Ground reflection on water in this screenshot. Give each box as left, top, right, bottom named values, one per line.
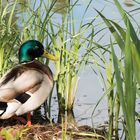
left=123, top=0, right=135, bottom=7
left=51, top=0, right=69, bottom=14
left=51, top=67, right=108, bottom=126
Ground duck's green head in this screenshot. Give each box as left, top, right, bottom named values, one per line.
left=19, top=40, right=58, bottom=63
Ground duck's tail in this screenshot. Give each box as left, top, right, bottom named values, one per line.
left=0, top=100, right=21, bottom=119
left=0, top=102, right=7, bottom=116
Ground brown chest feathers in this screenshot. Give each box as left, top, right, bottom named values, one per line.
left=0, top=60, right=53, bottom=87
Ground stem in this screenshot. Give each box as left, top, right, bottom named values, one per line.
left=115, top=91, right=120, bottom=139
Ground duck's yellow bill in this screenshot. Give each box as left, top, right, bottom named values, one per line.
left=42, top=50, right=58, bottom=61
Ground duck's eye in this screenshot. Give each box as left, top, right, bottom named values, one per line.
left=28, top=48, right=35, bottom=56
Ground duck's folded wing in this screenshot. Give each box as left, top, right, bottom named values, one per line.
left=0, top=88, right=19, bottom=102
left=0, top=70, right=43, bottom=101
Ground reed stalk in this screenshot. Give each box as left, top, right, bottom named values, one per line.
left=114, top=91, right=120, bottom=139
left=105, top=10, right=136, bottom=140
left=94, top=0, right=139, bottom=139
left=0, top=0, right=19, bottom=77
left=105, top=55, right=114, bottom=140
left=49, top=0, right=95, bottom=113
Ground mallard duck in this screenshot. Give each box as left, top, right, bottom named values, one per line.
left=0, top=40, right=58, bottom=126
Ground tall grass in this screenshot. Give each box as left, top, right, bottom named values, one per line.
left=0, top=0, right=20, bottom=77
left=49, top=0, right=95, bottom=114
left=93, top=0, right=139, bottom=139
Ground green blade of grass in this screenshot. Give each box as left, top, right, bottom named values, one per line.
left=0, top=47, right=4, bottom=73
left=95, top=9, right=125, bottom=52
left=110, top=38, right=128, bottom=122
left=113, top=0, right=140, bottom=55
left=8, top=0, right=18, bottom=32
left=124, top=20, right=136, bottom=139
left=97, top=4, right=140, bottom=86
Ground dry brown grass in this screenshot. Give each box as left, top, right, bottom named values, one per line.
left=0, top=118, right=107, bottom=140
